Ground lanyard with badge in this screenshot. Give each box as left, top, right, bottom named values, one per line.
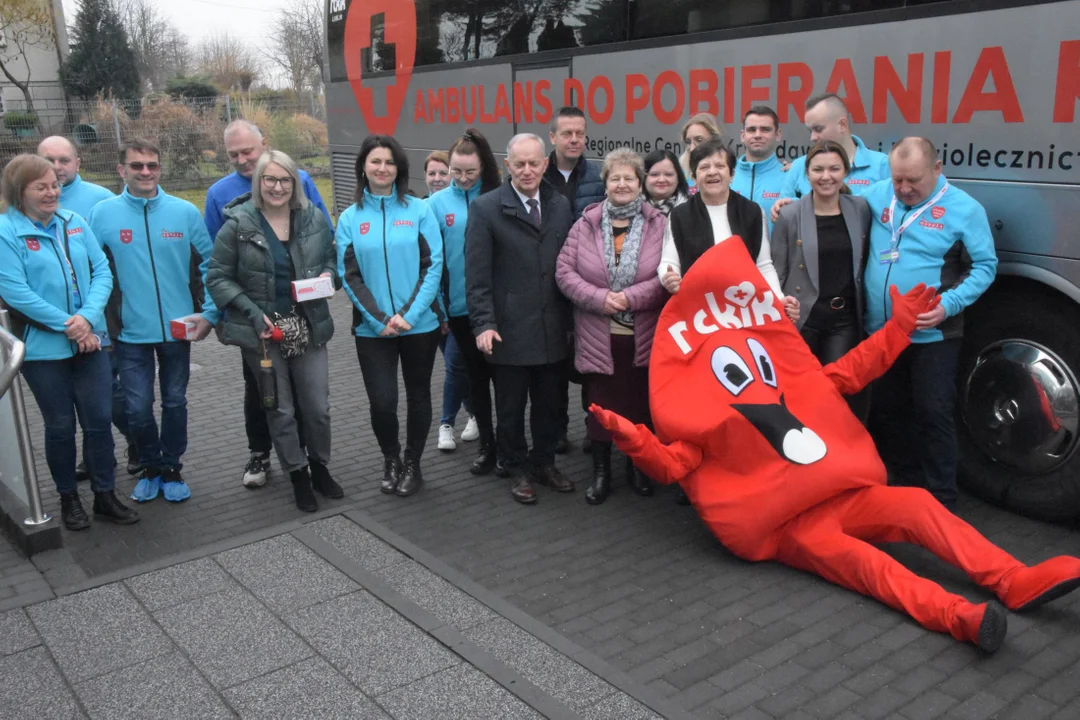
left=52, top=224, right=82, bottom=306
left=878, top=180, right=949, bottom=264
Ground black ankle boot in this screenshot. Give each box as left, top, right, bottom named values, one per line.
left=380, top=456, right=402, bottom=494
left=92, top=490, right=140, bottom=525
left=60, top=492, right=90, bottom=531
left=310, top=461, right=344, bottom=499
left=471, top=443, right=497, bottom=475
left=585, top=442, right=612, bottom=505
left=397, top=459, right=423, bottom=497
left=290, top=467, right=318, bottom=512
left=626, top=456, right=655, bottom=497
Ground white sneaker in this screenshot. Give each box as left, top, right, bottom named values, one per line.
left=242, top=453, right=270, bottom=488
left=461, top=416, right=480, bottom=442
left=438, top=424, right=456, bottom=451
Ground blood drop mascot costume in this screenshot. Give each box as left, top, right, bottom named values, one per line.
left=591, top=239, right=1080, bottom=653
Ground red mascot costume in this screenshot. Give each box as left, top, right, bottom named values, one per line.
left=591, top=239, right=1080, bottom=653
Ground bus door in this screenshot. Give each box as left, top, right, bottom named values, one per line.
left=511, top=60, right=571, bottom=145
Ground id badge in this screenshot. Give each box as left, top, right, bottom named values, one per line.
left=878, top=248, right=899, bottom=264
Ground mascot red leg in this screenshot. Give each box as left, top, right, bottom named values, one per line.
left=593, top=238, right=1080, bottom=653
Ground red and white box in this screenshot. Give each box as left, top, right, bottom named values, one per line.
left=169, top=316, right=199, bottom=341
left=291, top=276, right=335, bottom=302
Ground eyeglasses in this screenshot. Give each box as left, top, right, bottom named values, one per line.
left=126, top=162, right=160, bottom=171
left=262, top=175, right=294, bottom=189
left=450, top=168, right=480, bottom=178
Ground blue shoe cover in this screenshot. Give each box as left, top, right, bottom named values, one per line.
left=162, top=480, right=191, bottom=503
left=130, top=476, right=161, bottom=502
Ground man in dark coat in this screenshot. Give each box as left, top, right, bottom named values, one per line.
left=465, top=133, right=575, bottom=505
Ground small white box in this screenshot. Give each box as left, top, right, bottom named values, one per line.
left=291, top=276, right=335, bottom=302
left=170, top=317, right=198, bottom=341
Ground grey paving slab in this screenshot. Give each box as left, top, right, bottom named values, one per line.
left=375, top=557, right=498, bottom=631
left=578, top=690, right=666, bottom=720
left=308, top=515, right=407, bottom=571
left=462, top=614, right=617, bottom=712
left=0, top=607, right=40, bottom=655
left=154, top=582, right=312, bottom=690
left=26, top=583, right=173, bottom=683
left=288, top=589, right=460, bottom=696
left=73, top=651, right=232, bottom=720
left=224, top=656, right=389, bottom=719
left=215, top=534, right=358, bottom=614
left=376, top=662, right=543, bottom=720
left=0, top=646, right=82, bottom=719
left=123, top=557, right=233, bottom=612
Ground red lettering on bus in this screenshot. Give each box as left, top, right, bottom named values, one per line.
left=535, top=80, right=553, bottom=123
left=563, top=77, right=585, bottom=108
left=741, top=64, right=771, bottom=118
left=413, top=90, right=428, bottom=123
left=872, top=54, right=923, bottom=123
left=1054, top=40, right=1080, bottom=123
left=446, top=87, right=460, bottom=123
left=626, top=74, right=650, bottom=123
left=462, top=86, right=478, bottom=123
left=953, top=46, right=1023, bottom=123
left=688, top=69, right=719, bottom=116
left=931, top=51, right=951, bottom=124
left=777, top=63, right=813, bottom=123
left=513, top=81, right=533, bottom=124
left=825, top=59, right=867, bottom=123
left=723, top=67, right=735, bottom=124
left=478, top=86, right=496, bottom=124
left=494, top=84, right=512, bottom=123
left=588, top=76, right=615, bottom=124
left=427, top=88, right=444, bottom=123
left=653, top=70, right=685, bottom=125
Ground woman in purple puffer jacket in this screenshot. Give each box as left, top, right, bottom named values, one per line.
left=556, top=148, right=669, bottom=505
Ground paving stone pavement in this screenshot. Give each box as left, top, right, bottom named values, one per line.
left=2, top=293, right=1079, bottom=718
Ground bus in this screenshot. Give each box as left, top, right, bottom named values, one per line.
left=325, top=0, right=1080, bottom=522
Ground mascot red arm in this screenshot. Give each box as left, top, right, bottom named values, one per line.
left=592, top=238, right=1080, bottom=655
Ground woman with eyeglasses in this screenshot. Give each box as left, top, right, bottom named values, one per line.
left=426, top=128, right=503, bottom=474
left=207, top=150, right=342, bottom=513
left=0, top=154, right=139, bottom=530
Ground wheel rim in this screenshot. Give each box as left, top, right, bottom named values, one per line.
left=962, top=339, right=1080, bottom=475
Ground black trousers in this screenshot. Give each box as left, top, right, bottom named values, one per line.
left=243, top=358, right=305, bottom=455
left=354, top=331, right=440, bottom=462
left=493, top=362, right=560, bottom=470
left=868, top=339, right=962, bottom=508
left=800, top=309, right=869, bottom=421
left=448, top=316, right=496, bottom=447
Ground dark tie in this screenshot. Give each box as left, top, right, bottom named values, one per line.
left=527, top=198, right=540, bottom=227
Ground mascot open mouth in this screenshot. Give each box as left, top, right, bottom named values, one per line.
left=731, top=394, right=827, bottom=465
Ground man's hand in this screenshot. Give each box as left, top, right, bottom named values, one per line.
left=889, top=283, right=941, bottom=335
left=440, top=321, right=450, bottom=335
left=661, top=265, right=681, bottom=294
left=782, top=296, right=800, bottom=323
left=476, top=329, right=502, bottom=355
left=64, top=314, right=92, bottom=341
left=76, top=334, right=101, bottom=354
left=191, top=315, right=213, bottom=342
left=602, top=291, right=629, bottom=315
left=770, top=197, right=795, bottom=224
left=589, top=403, right=642, bottom=448
left=388, top=314, right=412, bottom=332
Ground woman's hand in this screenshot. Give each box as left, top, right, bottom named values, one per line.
left=602, top=291, right=629, bottom=316
left=388, top=314, right=412, bottom=332
left=379, top=322, right=400, bottom=337
left=661, top=265, right=681, bottom=294
left=782, top=296, right=801, bottom=323
left=76, top=334, right=101, bottom=354
left=259, top=315, right=275, bottom=340
left=64, top=314, right=92, bottom=341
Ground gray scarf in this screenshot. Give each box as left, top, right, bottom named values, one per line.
left=601, top=194, right=645, bottom=328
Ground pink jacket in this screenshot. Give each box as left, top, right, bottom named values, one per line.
left=556, top=201, right=669, bottom=375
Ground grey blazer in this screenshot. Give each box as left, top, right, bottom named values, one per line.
left=771, top=193, right=871, bottom=331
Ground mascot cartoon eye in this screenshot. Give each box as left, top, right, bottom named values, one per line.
left=746, top=339, right=777, bottom=388
left=711, top=346, right=754, bottom=396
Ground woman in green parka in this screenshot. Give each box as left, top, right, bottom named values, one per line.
left=207, top=150, right=342, bottom=513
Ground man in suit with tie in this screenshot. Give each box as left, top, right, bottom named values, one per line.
left=465, top=133, right=576, bottom=504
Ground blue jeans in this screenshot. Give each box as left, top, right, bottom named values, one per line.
left=116, top=341, right=190, bottom=471
left=21, top=350, right=115, bottom=494
left=440, top=332, right=472, bottom=426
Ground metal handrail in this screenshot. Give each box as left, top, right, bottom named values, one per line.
left=0, top=308, right=51, bottom=527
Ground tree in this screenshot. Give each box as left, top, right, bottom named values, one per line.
left=61, top=0, right=141, bottom=100
left=263, top=0, right=324, bottom=95
left=195, top=32, right=259, bottom=92
left=164, top=75, right=218, bottom=100
left=116, top=0, right=190, bottom=92
left=0, top=0, right=58, bottom=129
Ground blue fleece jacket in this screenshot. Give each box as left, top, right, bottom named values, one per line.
left=60, top=174, right=114, bottom=219
left=204, top=169, right=330, bottom=241
left=426, top=180, right=483, bottom=318
left=337, top=189, right=443, bottom=338
left=88, top=188, right=218, bottom=344
left=731, top=153, right=785, bottom=231
left=863, top=175, right=998, bottom=344
left=0, top=208, right=112, bottom=361
left=781, top=136, right=890, bottom=199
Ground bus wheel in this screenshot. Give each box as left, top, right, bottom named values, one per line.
left=957, top=293, right=1080, bottom=522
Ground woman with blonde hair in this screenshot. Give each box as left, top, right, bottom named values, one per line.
left=679, top=113, right=723, bottom=193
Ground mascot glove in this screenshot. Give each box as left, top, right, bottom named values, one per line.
left=589, top=404, right=644, bottom=450
left=890, top=283, right=941, bottom=335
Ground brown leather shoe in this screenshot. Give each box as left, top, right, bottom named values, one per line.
left=510, top=476, right=537, bottom=504
left=528, top=464, right=574, bottom=493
